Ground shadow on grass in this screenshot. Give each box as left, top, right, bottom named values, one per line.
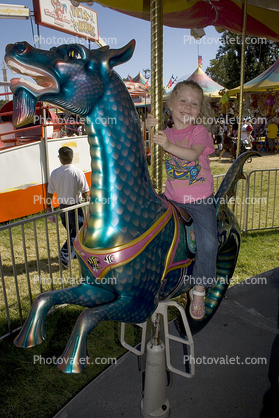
left=0, top=304, right=142, bottom=418
left=1, top=256, right=71, bottom=277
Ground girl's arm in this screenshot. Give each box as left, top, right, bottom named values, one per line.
left=151, top=130, right=204, bottom=161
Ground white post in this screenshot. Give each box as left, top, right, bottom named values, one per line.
left=140, top=312, right=170, bottom=417
left=121, top=301, right=194, bottom=417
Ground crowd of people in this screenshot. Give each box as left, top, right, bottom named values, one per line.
left=211, top=114, right=279, bottom=160
left=160, top=95, right=279, bottom=162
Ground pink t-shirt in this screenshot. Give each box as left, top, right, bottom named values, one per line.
left=164, top=124, right=215, bottom=204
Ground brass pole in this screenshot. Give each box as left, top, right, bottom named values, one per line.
left=236, top=0, right=247, bottom=157
left=150, top=0, right=163, bottom=194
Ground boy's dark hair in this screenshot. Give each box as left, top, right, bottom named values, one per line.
left=58, top=146, right=73, bottom=163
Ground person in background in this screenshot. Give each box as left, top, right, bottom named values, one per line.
left=266, top=119, right=278, bottom=153
left=246, top=119, right=254, bottom=144
left=254, top=117, right=265, bottom=139
left=219, top=124, right=235, bottom=160
left=214, top=123, right=224, bottom=157
left=46, top=146, right=90, bottom=268
left=241, top=118, right=248, bottom=141
left=232, top=117, right=238, bottom=137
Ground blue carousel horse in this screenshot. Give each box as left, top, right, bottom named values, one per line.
left=5, top=40, right=255, bottom=373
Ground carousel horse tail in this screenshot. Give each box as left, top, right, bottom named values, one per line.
left=177, top=151, right=260, bottom=334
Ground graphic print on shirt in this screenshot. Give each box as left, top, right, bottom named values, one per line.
left=164, top=152, right=205, bottom=185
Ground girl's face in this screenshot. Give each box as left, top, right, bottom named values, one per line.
left=169, top=85, right=202, bottom=130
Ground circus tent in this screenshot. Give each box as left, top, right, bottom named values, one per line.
left=123, top=73, right=150, bottom=106
left=132, top=72, right=150, bottom=86
left=186, top=67, right=225, bottom=97
left=228, top=58, right=279, bottom=94
left=124, top=81, right=148, bottom=97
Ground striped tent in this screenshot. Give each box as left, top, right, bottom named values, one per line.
left=228, top=58, right=279, bottom=94
left=132, top=72, right=149, bottom=86
left=187, top=67, right=225, bottom=97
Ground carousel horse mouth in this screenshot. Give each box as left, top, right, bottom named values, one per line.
left=6, top=59, right=58, bottom=97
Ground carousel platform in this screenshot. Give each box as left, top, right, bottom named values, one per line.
left=54, top=268, right=279, bottom=418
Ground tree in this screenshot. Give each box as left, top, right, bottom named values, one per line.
left=206, top=31, right=279, bottom=89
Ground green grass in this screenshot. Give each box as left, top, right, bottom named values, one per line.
left=1, top=229, right=278, bottom=418
left=230, top=229, right=279, bottom=284
left=0, top=310, right=142, bottom=418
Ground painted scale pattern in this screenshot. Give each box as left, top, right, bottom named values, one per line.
left=4, top=40, right=258, bottom=372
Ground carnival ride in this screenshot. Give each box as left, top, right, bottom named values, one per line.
left=0, top=97, right=92, bottom=223
left=1, top=1, right=277, bottom=416
left=5, top=40, right=256, bottom=381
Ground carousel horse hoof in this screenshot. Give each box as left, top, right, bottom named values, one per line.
left=13, top=319, right=46, bottom=348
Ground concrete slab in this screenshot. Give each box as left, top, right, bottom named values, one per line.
left=54, top=268, right=279, bottom=418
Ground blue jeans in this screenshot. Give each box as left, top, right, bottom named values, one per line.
left=60, top=205, right=84, bottom=266
left=170, top=194, right=218, bottom=287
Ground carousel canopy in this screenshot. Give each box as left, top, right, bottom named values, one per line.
left=91, top=1, right=279, bottom=42
left=228, top=58, right=279, bottom=94
left=186, top=67, right=225, bottom=97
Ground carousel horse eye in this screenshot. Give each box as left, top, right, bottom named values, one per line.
left=68, top=49, right=82, bottom=59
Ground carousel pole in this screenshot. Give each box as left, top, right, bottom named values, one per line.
left=35, top=24, right=50, bottom=185
left=140, top=2, right=170, bottom=416
left=150, top=0, right=163, bottom=194
left=236, top=0, right=247, bottom=157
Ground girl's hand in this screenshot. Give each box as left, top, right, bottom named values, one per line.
left=145, top=113, right=158, bottom=130
left=151, top=131, right=171, bottom=152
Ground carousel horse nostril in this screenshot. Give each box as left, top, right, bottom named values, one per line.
left=5, top=44, right=14, bottom=53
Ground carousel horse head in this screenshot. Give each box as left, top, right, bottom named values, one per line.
left=5, top=40, right=135, bottom=126
left=5, top=41, right=256, bottom=373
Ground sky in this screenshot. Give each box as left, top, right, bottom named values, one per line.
left=0, top=0, right=224, bottom=94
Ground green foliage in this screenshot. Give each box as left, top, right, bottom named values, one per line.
left=0, top=99, right=6, bottom=110
left=206, top=31, right=279, bottom=89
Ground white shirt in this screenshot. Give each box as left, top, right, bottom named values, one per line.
left=241, top=123, right=248, bottom=140
left=48, top=164, right=89, bottom=205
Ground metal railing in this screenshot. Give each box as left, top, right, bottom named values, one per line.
left=0, top=202, right=89, bottom=341
left=1, top=170, right=278, bottom=341
left=243, top=169, right=279, bottom=232
left=213, top=169, right=279, bottom=232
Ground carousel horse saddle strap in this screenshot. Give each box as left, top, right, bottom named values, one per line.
left=167, top=199, right=192, bottom=226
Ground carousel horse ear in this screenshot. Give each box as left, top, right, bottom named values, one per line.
left=107, top=39, right=136, bottom=69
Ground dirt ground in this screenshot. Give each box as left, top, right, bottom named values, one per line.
left=210, top=150, right=279, bottom=172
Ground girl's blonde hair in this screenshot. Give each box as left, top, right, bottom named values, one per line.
left=166, top=80, right=215, bottom=130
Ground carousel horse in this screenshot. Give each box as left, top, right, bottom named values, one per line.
left=5, top=40, right=255, bottom=373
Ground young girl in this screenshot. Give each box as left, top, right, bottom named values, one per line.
left=147, top=80, right=218, bottom=320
